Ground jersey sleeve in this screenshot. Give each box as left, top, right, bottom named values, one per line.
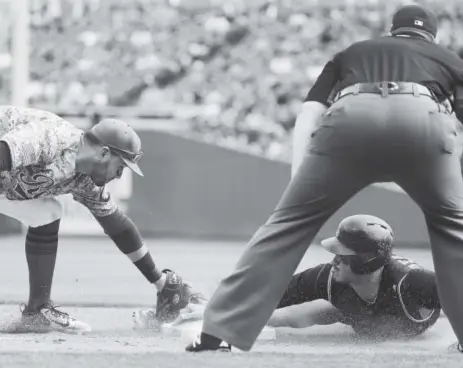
left=304, top=54, right=341, bottom=106
left=71, top=177, right=118, bottom=218
left=400, top=268, right=440, bottom=310
left=277, top=263, right=331, bottom=309
left=0, top=107, right=74, bottom=170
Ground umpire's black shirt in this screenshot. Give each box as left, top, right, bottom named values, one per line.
left=305, top=35, right=463, bottom=110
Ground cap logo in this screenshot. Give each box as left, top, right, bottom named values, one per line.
left=414, top=20, right=424, bottom=26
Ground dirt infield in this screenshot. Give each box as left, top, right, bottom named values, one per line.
left=0, top=236, right=459, bottom=367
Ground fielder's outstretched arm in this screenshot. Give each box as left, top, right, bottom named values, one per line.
left=72, top=184, right=166, bottom=290
left=94, top=209, right=165, bottom=287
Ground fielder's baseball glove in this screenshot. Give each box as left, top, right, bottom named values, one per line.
left=155, top=269, right=205, bottom=324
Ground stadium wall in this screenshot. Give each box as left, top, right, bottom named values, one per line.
left=0, top=128, right=430, bottom=249
left=127, top=130, right=429, bottom=248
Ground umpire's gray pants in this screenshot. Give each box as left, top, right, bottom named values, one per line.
left=202, top=93, right=463, bottom=351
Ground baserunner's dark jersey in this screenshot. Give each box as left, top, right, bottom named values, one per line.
left=277, top=255, right=440, bottom=338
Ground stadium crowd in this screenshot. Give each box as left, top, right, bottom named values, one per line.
left=1, top=0, right=463, bottom=161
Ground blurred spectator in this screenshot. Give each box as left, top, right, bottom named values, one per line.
left=1, top=0, right=463, bottom=162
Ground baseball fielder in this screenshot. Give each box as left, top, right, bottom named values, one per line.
left=0, top=105, right=192, bottom=333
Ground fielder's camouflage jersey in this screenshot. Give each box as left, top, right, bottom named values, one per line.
left=277, top=255, right=441, bottom=338
left=0, top=106, right=117, bottom=217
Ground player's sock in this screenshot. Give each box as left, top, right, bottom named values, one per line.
left=25, top=219, right=60, bottom=311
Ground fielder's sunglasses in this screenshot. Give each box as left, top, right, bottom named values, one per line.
left=105, top=144, right=143, bottom=164
left=88, top=132, right=143, bottom=164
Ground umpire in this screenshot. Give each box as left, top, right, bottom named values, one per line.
left=186, top=5, right=463, bottom=352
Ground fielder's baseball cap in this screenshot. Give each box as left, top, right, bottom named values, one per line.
left=321, top=215, right=393, bottom=256
left=390, top=5, right=438, bottom=38
left=90, top=118, right=144, bottom=176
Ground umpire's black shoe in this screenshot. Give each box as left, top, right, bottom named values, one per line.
left=185, top=333, right=231, bottom=352
left=448, top=342, right=463, bottom=353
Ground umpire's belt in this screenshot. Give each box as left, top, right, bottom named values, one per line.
left=333, top=82, right=434, bottom=102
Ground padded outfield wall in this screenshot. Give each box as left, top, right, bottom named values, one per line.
left=0, top=128, right=430, bottom=248
left=127, top=130, right=429, bottom=248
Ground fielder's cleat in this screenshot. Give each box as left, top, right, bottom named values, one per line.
left=9, top=303, right=92, bottom=334
left=185, top=333, right=231, bottom=352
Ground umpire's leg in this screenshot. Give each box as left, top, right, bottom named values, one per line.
left=201, top=99, right=384, bottom=350
left=203, top=155, right=372, bottom=350
left=395, top=108, right=463, bottom=345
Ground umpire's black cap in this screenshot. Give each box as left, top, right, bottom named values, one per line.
left=321, top=215, right=393, bottom=256
left=390, top=5, right=438, bottom=38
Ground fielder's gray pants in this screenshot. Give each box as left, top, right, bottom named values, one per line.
left=202, top=93, right=463, bottom=351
